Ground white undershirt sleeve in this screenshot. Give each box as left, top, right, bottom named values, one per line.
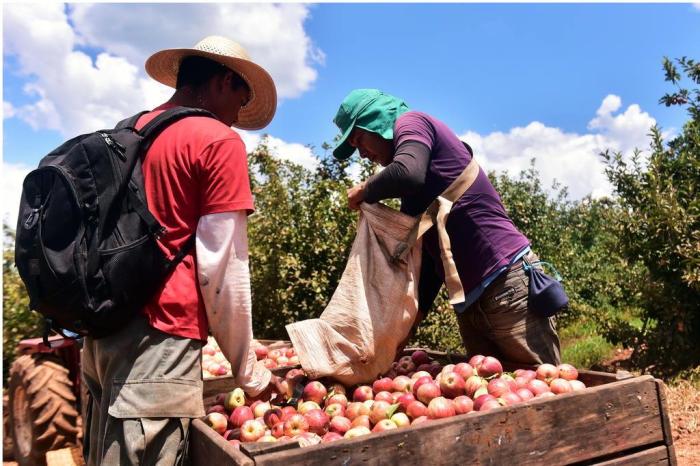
left=196, top=211, right=271, bottom=396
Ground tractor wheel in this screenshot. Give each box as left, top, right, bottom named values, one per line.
left=8, top=354, right=80, bottom=466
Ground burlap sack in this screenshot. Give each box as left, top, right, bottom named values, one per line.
left=285, top=202, right=421, bottom=385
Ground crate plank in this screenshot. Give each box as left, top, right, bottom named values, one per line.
left=252, top=376, right=665, bottom=466
left=190, top=419, right=253, bottom=466
left=589, top=445, right=671, bottom=465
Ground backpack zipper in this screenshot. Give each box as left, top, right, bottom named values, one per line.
left=99, top=132, right=126, bottom=161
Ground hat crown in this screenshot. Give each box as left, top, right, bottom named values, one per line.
left=193, top=35, right=251, bottom=61
left=334, top=89, right=383, bottom=132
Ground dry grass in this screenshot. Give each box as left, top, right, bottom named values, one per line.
left=665, top=379, right=700, bottom=465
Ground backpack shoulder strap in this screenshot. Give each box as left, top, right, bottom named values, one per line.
left=114, top=111, right=150, bottom=131
left=139, top=106, right=218, bottom=142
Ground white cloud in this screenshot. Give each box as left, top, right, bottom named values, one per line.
left=240, top=133, right=319, bottom=171
left=693, top=3, right=700, bottom=11
left=4, top=3, right=322, bottom=136
left=2, top=163, right=32, bottom=229
left=460, top=94, right=656, bottom=199
left=4, top=102, right=16, bottom=119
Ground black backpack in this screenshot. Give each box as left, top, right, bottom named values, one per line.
left=14, top=106, right=216, bottom=340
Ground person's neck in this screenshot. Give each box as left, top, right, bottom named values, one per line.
left=167, top=88, right=201, bottom=108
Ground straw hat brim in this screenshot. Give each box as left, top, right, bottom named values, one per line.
left=145, top=48, right=277, bottom=130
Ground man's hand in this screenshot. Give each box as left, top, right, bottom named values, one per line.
left=347, top=182, right=366, bottom=210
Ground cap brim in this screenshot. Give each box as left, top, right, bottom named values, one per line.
left=332, top=121, right=357, bottom=160
left=145, top=48, right=277, bottom=130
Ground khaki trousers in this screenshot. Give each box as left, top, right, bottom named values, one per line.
left=81, top=315, right=205, bottom=465
left=456, top=252, right=562, bottom=366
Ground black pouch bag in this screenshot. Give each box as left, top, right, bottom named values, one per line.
left=522, top=259, right=568, bottom=317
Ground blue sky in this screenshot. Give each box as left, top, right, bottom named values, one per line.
left=3, top=3, right=700, bottom=225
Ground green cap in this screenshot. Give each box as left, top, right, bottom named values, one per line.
left=332, top=89, right=409, bottom=160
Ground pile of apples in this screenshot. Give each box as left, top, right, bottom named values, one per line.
left=202, top=338, right=300, bottom=379
left=203, top=350, right=587, bottom=448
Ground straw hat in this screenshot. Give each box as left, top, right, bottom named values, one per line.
left=145, top=36, right=277, bottom=130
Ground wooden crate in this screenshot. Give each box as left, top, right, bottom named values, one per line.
left=191, top=367, right=676, bottom=465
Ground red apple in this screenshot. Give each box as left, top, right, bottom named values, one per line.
left=549, top=378, right=573, bottom=394
left=406, top=400, right=428, bottom=419
left=276, top=356, right=290, bottom=366
left=416, top=382, right=441, bottom=405
left=516, top=388, right=535, bottom=401
left=465, top=375, right=488, bottom=397
left=285, top=347, right=296, bottom=358
left=537, top=391, right=556, bottom=399
left=204, top=412, right=228, bottom=435
left=514, top=369, right=537, bottom=381
left=369, top=400, right=395, bottom=425
left=514, top=376, right=531, bottom=389
left=426, top=361, right=443, bottom=378
left=202, top=345, right=217, bottom=356
left=557, top=363, right=579, bottom=381
left=479, top=399, right=504, bottom=412
left=229, top=406, right=254, bottom=428
left=374, top=391, right=395, bottom=404
left=351, top=414, right=371, bottom=429
left=411, top=370, right=432, bottom=381
left=453, top=362, right=474, bottom=380
left=257, top=435, right=277, bottom=443
left=476, top=356, right=503, bottom=377
left=271, top=422, right=285, bottom=438
left=267, top=349, right=283, bottom=361
left=487, top=378, right=512, bottom=398
left=254, top=345, right=269, bottom=360
left=473, top=393, right=497, bottom=411
left=253, top=401, right=271, bottom=419
left=263, top=407, right=283, bottom=428
left=283, top=414, right=309, bottom=437
left=411, top=350, right=432, bottom=366
left=353, top=385, right=374, bottom=402
left=345, top=402, right=370, bottom=421
left=372, top=377, right=394, bottom=394
left=303, top=381, right=328, bottom=405
left=452, top=395, right=474, bottom=414
left=324, top=403, right=345, bottom=418
left=322, top=432, right=343, bottom=443
left=262, top=358, right=278, bottom=369
left=468, top=354, right=485, bottom=368
left=330, top=415, right=352, bottom=434
left=206, top=404, right=226, bottom=415
left=411, top=415, right=429, bottom=426
left=527, top=379, right=551, bottom=396
left=280, top=406, right=297, bottom=422
left=240, top=419, right=266, bottom=442
left=412, top=376, right=433, bottom=397
left=396, top=356, right=416, bottom=375
left=499, top=392, right=523, bottom=406
left=392, top=375, right=412, bottom=393
left=297, top=401, right=321, bottom=415
left=536, top=363, right=559, bottom=383
left=326, top=393, right=348, bottom=408
left=570, top=380, right=586, bottom=391
left=396, top=392, right=416, bottom=412
left=428, top=397, right=455, bottom=419
left=372, top=419, right=398, bottom=432
left=440, top=372, right=466, bottom=398
left=304, top=408, right=330, bottom=436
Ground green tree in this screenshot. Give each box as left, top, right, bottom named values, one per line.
left=601, top=56, right=700, bottom=375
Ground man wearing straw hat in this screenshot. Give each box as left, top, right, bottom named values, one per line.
left=81, top=36, right=282, bottom=465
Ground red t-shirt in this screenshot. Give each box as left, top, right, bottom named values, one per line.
left=136, top=103, right=254, bottom=340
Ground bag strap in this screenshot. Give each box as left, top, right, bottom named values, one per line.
left=138, top=106, right=217, bottom=152
left=114, top=111, right=149, bottom=131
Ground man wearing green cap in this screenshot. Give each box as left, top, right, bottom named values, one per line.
left=332, top=89, right=563, bottom=366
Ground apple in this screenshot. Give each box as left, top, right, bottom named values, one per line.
left=271, top=422, right=285, bottom=438
left=516, top=388, right=535, bottom=401
left=440, top=364, right=456, bottom=376
left=426, top=361, right=443, bottom=378
left=406, top=400, right=428, bottom=419
left=500, top=374, right=518, bottom=392
left=514, top=369, right=537, bottom=381
left=253, top=401, right=271, bottom=419
left=557, top=363, right=579, bottom=381
left=527, top=379, right=551, bottom=396
left=411, top=415, right=429, bottom=426
left=203, top=345, right=217, bottom=356
left=468, top=354, right=485, bottom=368
left=536, top=363, right=559, bottom=383
left=288, top=355, right=300, bottom=365
left=372, top=419, right=398, bottom=432
left=396, top=392, right=416, bottom=412
left=453, top=362, right=474, bottom=380
left=343, top=426, right=371, bottom=439
left=330, top=416, right=352, bottom=434
left=263, top=407, right=283, bottom=428
left=298, top=401, right=321, bottom=415
left=326, top=393, right=348, bottom=408
left=353, top=385, right=374, bottom=402
left=258, top=435, right=277, bottom=443
left=514, top=376, right=531, bottom=389
left=412, top=376, right=433, bottom=397
left=390, top=412, right=411, bottom=427
left=304, top=408, right=330, bottom=436
left=411, top=350, right=431, bottom=366
left=294, top=432, right=322, bottom=447
left=411, top=370, right=432, bottom=381
left=267, top=349, right=283, bottom=361
left=499, top=392, right=523, bottom=405
left=537, top=391, right=556, bottom=399
left=473, top=394, right=497, bottom=411
left=374, top=391, right=395, bottom=404
left=254, top=345, right=269, bottom=360
left=351, top=414, right=371, bottom=429
left=416, top=382, right=441, bottom=405
left=204, top=412, right=228, bottom=435
left=428, top=397, right=455, bottom=419
left=283, top=414, right=309, bottom=437
left=396, top=356, right=416, bottom=375
left=327, top=382, right=347, bottom=396
left=479, top=399, right=504, bottom=412
left=206, top=404, right=226, bottom=415
left=303, top=381, right=328, bottom=405
left=392, top=375, right=412, bottom=393
left=224, top=388, right=246, bottom=411
left=476, top=356, right=503, bottom=377
left=229, top=406, right=254, bottom=428
left=276, top=356, right=290, bottom=366
left=372, top=377, right=394, bottom=394
left=224, top=428, right=240, bottom=440
left=440, top=372, right=466, bottom=398
left=262, top=358, right=277, bottom=369
left=280, top=406, right=297, bottom=422
left=322, top=432, right=343, bottom=443
left=570, top=380, right=587, bottom=391
left=345, top=402, right=370, bottom=421
left=487, top=378, right=512, bottom=398
left=452, top=396, right=474, bottom=415
left=285, top=347, right=296, bottom=358
left=369, top=400, right=395, bottom=425
left=465, top=375, right=488, bottom=397
left=549, top=378, right=573, bottom=394
left=473, top=386, right=489, bottom=399
left=324, top=403, right=345, bottom=418
left=240, top=419, right=266, bottom=442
